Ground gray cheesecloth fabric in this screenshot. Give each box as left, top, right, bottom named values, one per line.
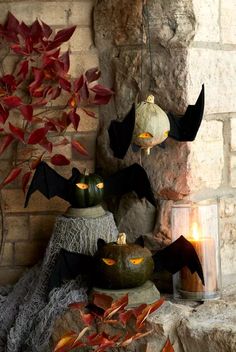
left=0, top=212, right=118, bottom=352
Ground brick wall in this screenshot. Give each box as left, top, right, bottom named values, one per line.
left=0, top=0, right=98, bottom=285
left=186, top=0, right=236, bottom=281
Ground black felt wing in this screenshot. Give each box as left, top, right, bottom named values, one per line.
left=24, top=161, right=71, bottom=207
left=104, top=163, right=156, bottom=206
left=168, top=85, right=205, bottom=141
left=108, top=104, right=135, bottom=159
left=153, top=235, right=204, bottom=285
left=47, top=249, right=94, bottom=294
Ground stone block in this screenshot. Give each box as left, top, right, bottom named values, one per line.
left=78, top=108, right=99, bottom=132
left=6, top=215, right=29, bottom=241
left=221, top=223, right=236, bottom=276
left=187, top=120, right=224, bottom=191
left=0, top=1, right=93, bottom=26
left=29, top=215, right=56, bottom=240
left=0, top=267, right=26, bottom=285
left=230, top=155, right=236, bottom=187
left=2, top=189, right=67, bottom=213
left=221, top=0, right=236, bottom=44
left=69, top=51, right=99, bottom=77
left=187, top=48, right=236, bottom=114
left=61, top=27, right=94, bottom=52
left=192, top=0, right=220, bottom=42
left=14, top=241, right=47, bottom=266
left=230, top=118, right=236, bottom=152
left=0, top=243, right=14, bottom=266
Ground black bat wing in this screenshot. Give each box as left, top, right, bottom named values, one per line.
left=47, top=248, right=94, bottom=294
left=168, top=85, right=205, bottom=141
left=108, top=104, right=135, bottom=159
left=24, top=161, right=70, bottom=207
left=104, top=163, right=156, bottom=206
left=153, top=235, right=204, bottom=285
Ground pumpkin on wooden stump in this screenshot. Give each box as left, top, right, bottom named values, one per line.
left=70, top=170, right=104, bottom=208
left=93, top=233, right=154, bottom=289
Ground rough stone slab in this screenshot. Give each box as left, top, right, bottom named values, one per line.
left=148, top=0, right=195, bottom=48
left=221, top=0, right=236, bottom=44
left=187, top=120, right=224, bottom=191
left=192, top=0, right=220, bottom=43
left=187, top=48, right=236, bottom=114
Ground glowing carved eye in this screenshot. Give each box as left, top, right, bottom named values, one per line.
left=164, top=131, right=169, bottom=137
left=129, top=258, right=144, bottom=265
left=138, top=132, right=153, bottom=139
left=102, top=258, right=116, bottom=266
left=96, top=182, right=104, bottom=189
left=76, top=183, right=89, bottom=190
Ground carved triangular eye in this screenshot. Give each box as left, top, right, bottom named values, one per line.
left=76, top=183, right=88, bottom=189
left=129, top=258, right=144, bottom=265
left=96, top=182, right=104, bottom=189
left=102, top=258, right=116, bottom=266
left=137, top=132, right=153, bottom=139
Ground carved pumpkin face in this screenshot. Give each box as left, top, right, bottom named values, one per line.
left=71, top=171, right=104, bottom=208
left=133, top=95, right=170, bottom=154
left=93, top=233, right=154, bottom=289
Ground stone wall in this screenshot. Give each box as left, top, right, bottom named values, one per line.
left=0, top=0, right=99, bottom=285
left=0, top=0, right=235, bottom=286
left=94, top=0, right=236, bottom=282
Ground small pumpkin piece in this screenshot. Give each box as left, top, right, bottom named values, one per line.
left=93, top=233, right=154, bottom=289
left=133, top=95, right=170, bottom=153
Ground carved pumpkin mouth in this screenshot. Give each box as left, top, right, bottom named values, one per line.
left=137, top=132, right=153, bottom=139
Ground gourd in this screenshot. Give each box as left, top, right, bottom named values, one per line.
left=93, top=233, right=154, bottom=289
left=71, top=170, right=104, bottom=208
left=133, top=95, right=170, bottom=154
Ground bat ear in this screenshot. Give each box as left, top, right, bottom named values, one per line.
left=97, top=238, right=107, bottom=250
left=134, top=236, right=145, bottom=247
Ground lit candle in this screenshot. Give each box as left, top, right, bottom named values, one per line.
left=181, top=222, right=217, bottom=293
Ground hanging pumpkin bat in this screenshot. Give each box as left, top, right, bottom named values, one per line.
left=24, top=161, right=156, bottom=208
left=47, top=233, right=204, bottom=294
left=108, top=85, right=204, bottom=158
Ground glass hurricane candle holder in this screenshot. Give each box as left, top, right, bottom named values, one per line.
left=171, top=200, right=221, bottom=300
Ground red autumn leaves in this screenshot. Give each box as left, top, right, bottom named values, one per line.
left=0, top=12, right=113, bottom=189
left=54, top=293, right=174, bottom=352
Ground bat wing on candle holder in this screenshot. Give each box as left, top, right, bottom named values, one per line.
left=152, top=235, right=205, bottom=285
left=47, top=235, right=204, bottom=295
left=108, top=85, right=204, bottom=159
left=24, top=161, right=156, bottom=208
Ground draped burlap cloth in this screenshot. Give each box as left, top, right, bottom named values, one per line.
left=0, top=208, right=118, bottom=352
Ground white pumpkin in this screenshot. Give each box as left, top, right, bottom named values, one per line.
left=133, top=95, right=170, bottom=154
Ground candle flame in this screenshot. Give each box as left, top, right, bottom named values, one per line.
left=191, top=222, right=200, bottom=240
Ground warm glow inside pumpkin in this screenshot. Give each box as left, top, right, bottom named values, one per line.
left=93, top=233, right=154, bottom=289
left=133, top=95, right=170, bottom=154
left=70, top=170, right=104, bottom=208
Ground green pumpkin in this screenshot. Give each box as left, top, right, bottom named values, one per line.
left=133, top=95, right=170, bottom=154
left=71, top=171, right=104, bottom=208
left=93, top=233, right=154, bottom=289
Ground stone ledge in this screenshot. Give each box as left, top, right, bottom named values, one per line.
left=147, top=284, right=236, bottom=352
left=52, top=284, right=236, bottom=352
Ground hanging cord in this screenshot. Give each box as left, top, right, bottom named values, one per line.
left=142, top=0, right=155, bottom=94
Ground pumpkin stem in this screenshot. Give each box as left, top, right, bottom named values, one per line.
left=146, top=95, right=155, bottom=104
left=84, top=168, right=90, bottom=176
left=145, top=147, right=152, bottom=155
left=117, top=233, right=127, bottom=245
